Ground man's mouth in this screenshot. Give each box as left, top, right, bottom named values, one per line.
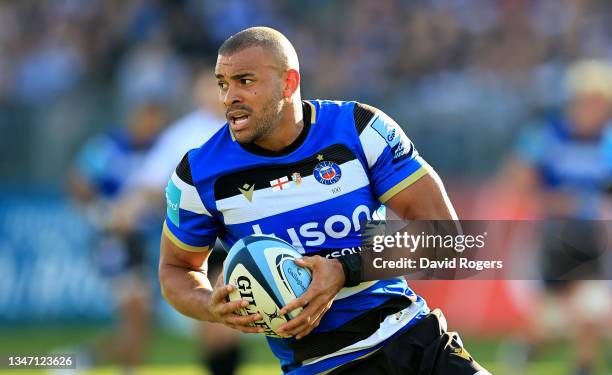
left=228, top=111, right=251, bottom=131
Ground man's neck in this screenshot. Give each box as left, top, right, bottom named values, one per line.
left=254, top=99, right=304, bottom=151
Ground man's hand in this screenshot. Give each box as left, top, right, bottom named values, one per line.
left=207, top=274, right=265, bottom=334
left=277, top=255, right=345, bottom=339
left=159, top=233, right=264, bottom=334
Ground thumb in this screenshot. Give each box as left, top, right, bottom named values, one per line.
left=294, top=256, right=312, bottom=269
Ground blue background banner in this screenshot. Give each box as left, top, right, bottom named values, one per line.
left=0, top=191, right=115, bottom=322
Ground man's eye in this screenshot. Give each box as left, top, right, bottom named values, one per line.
left=241, top=79, right=253, bottom=85
left=218, top=82, right=228, bottom=90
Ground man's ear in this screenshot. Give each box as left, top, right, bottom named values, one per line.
left=283, top=69, right=300, bottom=98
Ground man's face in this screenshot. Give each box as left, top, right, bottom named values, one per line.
left=569, top=92, right=612, bottom=137
left=215, top=47, right=285, bottom=144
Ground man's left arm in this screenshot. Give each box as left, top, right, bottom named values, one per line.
left=384, top=166, right=457, bottom=220
left=278, top=104, right=457, bottom=338
left=277, top=167, right=456, bottom=338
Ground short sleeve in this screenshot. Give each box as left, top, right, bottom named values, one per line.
left=163, top=152, right=219, bottom=251
left=354, top=103, right=428, bottom=203
left=75, top=135, right=115, bottom=185
left=514, top=125, right=545, bottom=166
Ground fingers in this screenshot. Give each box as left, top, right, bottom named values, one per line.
left=225, top=312, right=263, bottom=327
left=294, top=255, right=318, bottom=269
left=211, top=284, right=233, bottom=304
left=293, top=257, right=308, bottom=268
left=278, top=308, right=319, bottom=339
left=227, top=324, right=264, bottom=334
left=216, top=299, right=249, bottom=315
left=214, top=272, right=224, bottom=288
left=277, top=255, right=332, bottom=338
left=280, top=278, right=321, bottom=315
left=206, top=280, right=273, bottom=335
left=277, top=294, right=330, bottom=338
left=279, top=294, right=309, bottom=316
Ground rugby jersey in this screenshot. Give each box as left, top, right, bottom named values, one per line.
left=516, top=115, right=612, bottom=219
left=76, top=128, right=154, bottom=198
left=164, top=100, right=431, bottom=374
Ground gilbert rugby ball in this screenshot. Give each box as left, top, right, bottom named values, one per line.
left=223, top=235, right=312, bottom=337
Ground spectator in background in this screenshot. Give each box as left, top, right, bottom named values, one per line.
left=115, top=28, right=189, bottom=110
left=507, top=59, right=612, bottom=375
left=12, top=18, right=85, bottom=104
left=112, top=70, right=243, bottom=375
left=67, top=100, right=167, bottom=374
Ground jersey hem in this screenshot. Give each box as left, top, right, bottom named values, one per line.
left=163, top=220, right=210, bottom=252
left=379, top=166, right=428, bottom=203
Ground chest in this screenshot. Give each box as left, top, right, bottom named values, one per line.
left=210, top=144, right=380, bottom=250
left=540, top=140, right=610, bottom=188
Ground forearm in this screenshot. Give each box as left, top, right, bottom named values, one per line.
left=159, top=264, right=215, bottom=322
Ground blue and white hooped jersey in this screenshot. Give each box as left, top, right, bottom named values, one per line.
left=164, top=100, right=431, bottom=374
left=516, top=115, right=612, bottom=219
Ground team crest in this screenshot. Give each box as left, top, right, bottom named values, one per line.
left=314, top=161, right=342, bottom=185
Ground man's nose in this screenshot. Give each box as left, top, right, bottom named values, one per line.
left=222, top=86, right=242, bottom=107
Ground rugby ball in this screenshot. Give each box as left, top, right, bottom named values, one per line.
left=223, top=235, right=312, bottom=337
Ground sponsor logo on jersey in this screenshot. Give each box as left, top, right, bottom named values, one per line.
left=371, top=116, right=411, bottom=163
left=451, top=347, right=472, bottom=361
left=322, top=246, right=362, bottom=258
left=314, top=161, right=342, bottom=185
left=165, top=180, right=181, bottom=227
left=252, top=205, right=372, bottom=248
left=238, top=183, right=255, bottom=202
left=270, top=176, right=291, bottom=191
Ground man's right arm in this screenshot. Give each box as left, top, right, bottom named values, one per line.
left=159, top=230, right=264, bottom=333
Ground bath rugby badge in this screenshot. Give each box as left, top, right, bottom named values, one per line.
left=314, top=161, right=341, bottom=185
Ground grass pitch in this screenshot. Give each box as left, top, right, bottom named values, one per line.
left=0, top=325, right=609, bottom=374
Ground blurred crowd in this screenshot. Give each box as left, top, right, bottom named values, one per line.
left=1, top=0, right=612, bottom=181
left=1, top=2, right=611, bottom=373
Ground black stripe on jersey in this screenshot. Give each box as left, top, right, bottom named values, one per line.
left=353, top=102, right=377, bottom=135
left=214, top=143, right=356, bottom=201
left=288, top=296, right=413, bottom=363
left=176, top=152, right=194, bottom=186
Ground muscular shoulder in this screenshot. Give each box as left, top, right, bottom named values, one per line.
left=182, top=124, right=235, bottom=180
left=309, top=99, right=383, bottom=135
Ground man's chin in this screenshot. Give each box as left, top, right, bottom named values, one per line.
left=232, top=130, right=256, bottom=145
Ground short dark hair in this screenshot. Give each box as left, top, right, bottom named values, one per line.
left=218, top=27, right=298, bottom=70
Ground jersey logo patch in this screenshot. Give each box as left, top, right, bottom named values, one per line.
left=291, top=172, right=302, bottom=186
left=371, top=116, right=411, bottom=163
left=238, top=183, right=255, bottom=202
left=451, top=347, right=472, bottom=361
left=166, top=180, right=181, bottom=227
left=314, top=161, right=342, bottom=185
left=270, top=176, right=291, bottom=191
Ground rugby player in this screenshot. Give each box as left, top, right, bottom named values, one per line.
left=509, top=59, right=612, bottom=375
left=114, top=71, right=243, bottom=375
left=159, top=27, right=489, bottom=374
left=69, top=101, right=167, bottom=372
